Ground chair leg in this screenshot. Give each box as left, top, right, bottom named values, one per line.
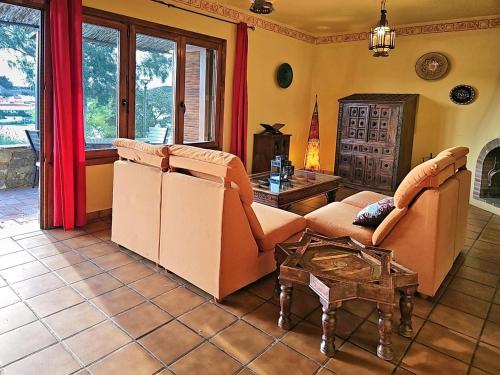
left=32, top=165, right=39, bottom=188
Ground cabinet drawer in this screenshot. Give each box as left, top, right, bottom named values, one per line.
left=382, top=147, right=393, bottom=155
left=370, top=119, right=379, bottom=129
left=349, top=118, right=358, bottom=127
left=380, top=107, right=391, bottom=118
left=379, top=159, right=393, bottom=173
left=377, top=174, right=392, bottom=188
left=361, top=145, right=372, bottom=153
left=341, top=143, right=352, bottom=152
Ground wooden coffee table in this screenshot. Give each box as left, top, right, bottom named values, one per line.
left=276, top=230, right=418, bottom=360
left=249, top=170, right=342, bottom=209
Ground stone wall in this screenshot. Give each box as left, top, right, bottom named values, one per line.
left=0, top=146, right=36, bottom=189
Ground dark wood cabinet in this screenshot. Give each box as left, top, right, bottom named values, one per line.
left=334, top=94, right=418, bottom=194
left=252, top=133, right=291, bottom=173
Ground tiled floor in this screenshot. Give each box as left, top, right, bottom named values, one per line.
left=0, top=187, right=40, bottom=237
left=0, top=196, right=499, bottom=374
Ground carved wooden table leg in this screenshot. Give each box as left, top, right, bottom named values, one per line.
left=326, top=190, right=337, bottom=203
left=320, top=300, right=341, bottom=357
left=399, top=286, right=417, bottom=338
left=278, top=284, right=293, bottom=330
left=377, top=303, right=394, bottom=361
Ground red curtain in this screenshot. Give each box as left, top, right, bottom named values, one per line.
left=50, top=0, right=86, bottom=229
left=230, top=22, right=249, bottom=166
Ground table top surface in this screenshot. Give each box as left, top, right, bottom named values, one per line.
left=249, top=170, right=341, bottom=195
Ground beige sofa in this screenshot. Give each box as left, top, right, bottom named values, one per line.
left=305, top=147, right=471, bottom=297
left=111, top=140, right=305, bottom=300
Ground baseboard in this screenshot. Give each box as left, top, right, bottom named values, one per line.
left=86, top=208, right=112, bottom=221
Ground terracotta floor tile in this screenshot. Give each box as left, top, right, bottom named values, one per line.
left=27, top=286, right=84, bottom=317
left=114, top=302, right=172, bottom=338
left=308, top=307, right=364, bottom=340
left=55, top=261, right=102, bottom=284
left=171, top=342, right=241, bottom=375
left=47, top=228, right=87, bottom=241
left=94, top=229, right=111, bottom=241
left=282, top=321, right=342, bottom=363
left=0, top=251, right=35, bottom=270
left=0, top=321, right=57, bottom=366
left=468, top=241, right=500, bottom=264
left=0, top=286, right=20, bottom=308
left=77, top=242, right=119, bottom=259
left=488, top=303, right=500, bottom=324
left=456, top=265, right=500, bottom=286
left=469, top=367, right=492, bottom=375
left=0, top=302, right=37, bottom=334
left=2, top=343, right=81, bottom=375
left=153, top=287, right=205, bottom=317
left=139, top=320, right=203, bottom=364
left=109, top=261, right=154, bottom=284
left=28, top=242, right=71, bottom=259
left=0, top=277, right=5, bottom=287
left=448, top=277, right=495, bottom=302
left=479, top=228, right=500, bottom=244
left=439, top=289, right=491, bottom=318
left=367, top=308, right=425, bottom=337
left=325, top=341, right=394, bottom=375
left=11, top=272, right=65, bottom=299
left=83, top=220, right=111, bottom=234
left=217, top=290, right=265, bottom=317
left=0, top=260, right=49, bottom=283
left=415, top=321, right=476, bottom=363
left=41, top=250, right=86, bottom=270
left=247, top=274, right=278, bottom=300
left=0, top=238, right=22, bottom=255
left=480, top=320, right=500, bottom=348
left=92, top=251, right=135, bottom=271
left=16, top=233, right=55, bottom=249
left=185, top=282, right=213, bottom=300
left=73, top=273, right=123, bottom=298
left=129, top=273, right=178, bottom=298
left=250, top=342, right=319, bottom=375
left=287, top=288, right=321, bottom=318
left=212, top=320, right=273, bottom=363
left=64, top=321, right=131, bottom=366
left=350, top=320, right=412, bottom=363
left=91, top=286, right=145, bottom=317
left=495, top=290, right=500, bottom=305
left=405, top=341, right=470, bottom=375
left=61, top=234, right=101, bottom=249
left=243, top=301, right=298, bottom=338
left=342, top=299, right=376, bottom=318
left=472, top=341, right=500, bottom=374
left=43, top=302, right=106, bottom=339
left=179, top=302, right=237, bottom=338
left=90, top=343, right=162, bottom=375
left=317, top=368, right=337, bottom=375
left=429, top=304, right=484, bottom=339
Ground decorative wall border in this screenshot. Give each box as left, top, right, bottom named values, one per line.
left=316, top=17, right=500, bottom=44
left=166, top=0, right=500, bottom=45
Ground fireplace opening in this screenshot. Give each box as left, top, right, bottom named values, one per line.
left=474, top=139, right=500, bottom=208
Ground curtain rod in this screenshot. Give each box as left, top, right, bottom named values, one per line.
left=151, top=0, right=256, bottom=30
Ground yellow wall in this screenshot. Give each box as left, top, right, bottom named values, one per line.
left=82, top=0, right=500, bottom=215
left=311, top=28, right=500, bottom=214
left=83, top=0, right=315, bottom=213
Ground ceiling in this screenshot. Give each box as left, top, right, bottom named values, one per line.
left=221, top=0, right=500, bottom=35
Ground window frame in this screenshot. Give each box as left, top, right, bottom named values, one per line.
left=82, top=7, right=227, bottom=165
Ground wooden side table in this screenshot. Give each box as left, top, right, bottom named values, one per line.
left=276, top=231, right=418, bottom=360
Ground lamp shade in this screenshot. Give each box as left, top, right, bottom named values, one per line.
left=304, top=99, right=320, bottom=171
left=369, top=9, right=395, bottom=57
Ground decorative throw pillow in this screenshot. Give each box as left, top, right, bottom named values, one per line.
left=353, top=197, right=395, bottom=227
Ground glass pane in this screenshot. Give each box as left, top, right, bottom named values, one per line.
left=0, top=3, right=41, bottom=147
left=135, top=33, right=176, bottom=145
left=183, top=44, right=216, bottom=144
left=82, top=23, right=119, bottom=150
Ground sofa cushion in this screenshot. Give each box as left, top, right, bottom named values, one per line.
left=372, top=206, right=408, bottom=246
left=248, top=202, right=306, bottom=252
left=113, top=138, right=169, bottom=169
left=353, top=197, right=395, bottom=227
left=437, top=146, right=469, bottom=160
left=169, top=144, right=254, bottom=204
left=394, top=155, right=455, bottom=209
left=113, top=138, right=169, bottom=156
left=305, top=202, right=374, bottom=246
left=342, top=191, right=388, bottom=209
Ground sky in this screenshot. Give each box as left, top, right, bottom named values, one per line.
left=0, top=50, right=30, bottom=87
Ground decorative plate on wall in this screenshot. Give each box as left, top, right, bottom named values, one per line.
left=449, top=84, right=476, bottom=105
left=277, top=63, right=293, bottom=88
left=415, top=52, right=449, bottom=80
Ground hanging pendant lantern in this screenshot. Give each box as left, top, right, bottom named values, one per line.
left=369, top=0, right=395, bottom=57
left=250, top=0, right=274, bottom=14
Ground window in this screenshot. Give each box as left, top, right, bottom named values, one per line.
left=82, top=9, right=226, bottom=163
left=0, top=3, right=41, bottom=147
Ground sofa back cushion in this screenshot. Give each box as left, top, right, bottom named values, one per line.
left=113, top=138, right=169, bottom=170
left=169, top=145, right=254, bottom=205
left=394, top=155, right=455, bottom=209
